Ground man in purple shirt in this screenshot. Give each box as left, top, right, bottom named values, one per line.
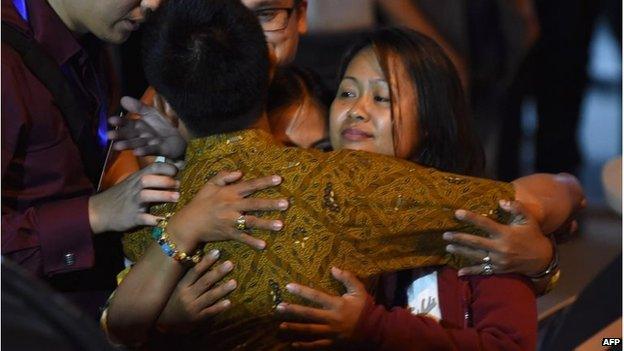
left=1, top=0, right=172, bottom=318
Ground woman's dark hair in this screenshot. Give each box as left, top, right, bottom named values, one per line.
left=337, top=27, right=485, bottom=176
left=267, top=66, right=332, bottom=114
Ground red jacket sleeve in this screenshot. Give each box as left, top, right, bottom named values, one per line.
left=1, top=45, right=95, bottom=276
left=353, top=274, right=536, bottom=351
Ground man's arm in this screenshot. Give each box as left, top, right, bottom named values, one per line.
left=1, top=57, right=95, bottom=276
left=1, top=57, right=181, bottom=276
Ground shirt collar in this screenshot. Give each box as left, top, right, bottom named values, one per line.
left=2, top=0, right=83, bottom=66
left=186, top=129, right=278, bottom=162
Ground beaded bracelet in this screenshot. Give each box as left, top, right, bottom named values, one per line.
left=152, top=213, right=203, bottom=265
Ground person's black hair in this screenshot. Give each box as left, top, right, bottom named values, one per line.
left=337, top=27, right=485, bottom=176
left=267, top=66, right=332, bottom=115
left=142, top=0, right=270, bottom=136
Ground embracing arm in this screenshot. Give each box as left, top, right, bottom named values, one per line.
left=106, top=171, right=287, bottom=344
left=278, top=268, right=535, bottom=350
left=353, top=272, right=536, bottom=351
left=512, top=173, right=584, bottom=234
left=442, top=174, right=583, bottom=278
left=105, top=240, right=196, bottom=344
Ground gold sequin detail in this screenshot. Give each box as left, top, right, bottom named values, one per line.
left=323, top=183, right=340, bottom=212
left=445, top=176, right=467, bottom=184
left=225, top=135, right=243, bottom=144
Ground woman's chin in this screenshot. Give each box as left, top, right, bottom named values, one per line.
left=341, top=142, right=379, bottom=154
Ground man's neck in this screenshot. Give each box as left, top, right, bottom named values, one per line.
left=181, top=111, right=272, bottom=141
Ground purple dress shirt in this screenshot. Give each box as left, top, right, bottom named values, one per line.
left=1, top=0, right=110, bottom=278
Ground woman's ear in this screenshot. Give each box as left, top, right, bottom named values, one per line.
left=296, top=1, right=308, bottom=35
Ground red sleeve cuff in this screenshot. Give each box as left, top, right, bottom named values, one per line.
left=352, top=295, right=381, bottom=347
left=37, top=196, right=95, bottom=275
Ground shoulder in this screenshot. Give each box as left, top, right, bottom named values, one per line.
left=2, top=42, right=27, bottom=78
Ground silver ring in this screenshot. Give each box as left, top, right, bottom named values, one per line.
left=482, top=253, right=491, bottom=264
left=481, top=262, right=494, bottom=275
left=234, top=215, right=247, bottom=231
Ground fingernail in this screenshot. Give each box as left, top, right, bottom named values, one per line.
left=272, top=176, right=282, bottom=185
left=331, top=266, right=342, bottom=274
left=174, top=180, right=181, bottom=189
left=445, top=244, right=455, bottom=252
left=285, top=283, right=297, bottom=293
left=209, top=249, right=220, bottom=259
left=272, top=221, right=283, bottom=231
left=499, top=199, right=511, bottom=209
left=227, top=279, right=237, bottom=289
left=455, top=209, right=467, bottom=219
left=276, top=303, right=287, bottom=312
left=257, top=241, right=266, bottom=250
left=457, top=270, right=467, bottom=277
left=443, top=232, right=454, bottom=240
left=279, top=322, right=287, bottom=328
left=172, top=192, right=180, bottom=201
left=222, top=261, right=233, bottom=271
left=278, top=200, right=289, bottom=210
left=222, top=299, right=231, bottom=307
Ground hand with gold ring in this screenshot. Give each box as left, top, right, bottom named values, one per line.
left=167, top=170, right=289, bottom=250
left=443, top=200, right=553, bottom=276
left=234, top=215, right=248, bottom=231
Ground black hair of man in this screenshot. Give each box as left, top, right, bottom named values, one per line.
left=142, top=0, right=270, bottom=136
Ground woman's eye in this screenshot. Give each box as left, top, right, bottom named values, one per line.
left=339, top=90, right=355, bottom=98
left=375, top=96, right=391, bottom=103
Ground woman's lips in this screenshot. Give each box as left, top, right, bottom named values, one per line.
left=341, top=128, right=373, bottom=141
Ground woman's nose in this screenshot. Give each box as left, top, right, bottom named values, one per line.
left=348, top=107, right=369, bottom=122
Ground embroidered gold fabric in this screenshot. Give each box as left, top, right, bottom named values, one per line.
left=123, top=129, right=514, bottom=350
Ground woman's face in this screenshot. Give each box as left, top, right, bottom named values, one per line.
left=329, top=48, right=395, bottom=156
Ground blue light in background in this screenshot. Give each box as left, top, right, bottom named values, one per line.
left=12, top=0, right=28, bottom=21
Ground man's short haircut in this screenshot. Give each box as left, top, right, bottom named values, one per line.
left=142, top=0, right=270, bottom=136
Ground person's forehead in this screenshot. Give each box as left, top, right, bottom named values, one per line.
left=241, top=0, right=293, bottom=10
left=345, top=48, right=386, bottom=81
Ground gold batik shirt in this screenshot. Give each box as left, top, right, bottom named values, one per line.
left=123, top=129, right=514, bottom=350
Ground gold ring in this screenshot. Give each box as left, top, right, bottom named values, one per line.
left=235, top=215, right=247, bottom=231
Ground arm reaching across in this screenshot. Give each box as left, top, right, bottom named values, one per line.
left=511, top=173, right=585, bottom=234
left=106, top=171, right=287, bottom=344
left=277, top=268, right=536, bottom=351
left=441, top=174, right=584, bottom=279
